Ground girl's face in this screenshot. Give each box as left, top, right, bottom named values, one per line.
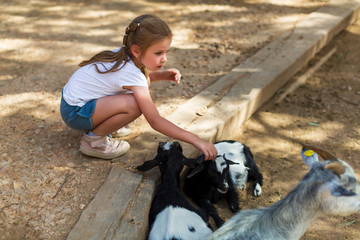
left=138, top=37, right=172, bottom=71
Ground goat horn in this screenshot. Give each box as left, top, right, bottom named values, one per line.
left=300, top=143, right=338, bottom=161
left=324, top=162, right=345, bottom=176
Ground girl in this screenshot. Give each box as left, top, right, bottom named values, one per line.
left=60, top=14, right=217, bottom=160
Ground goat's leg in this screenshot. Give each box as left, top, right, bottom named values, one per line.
left=198, top=199, right=224, bottom=227
left=225, top=189, right=240, bottom=212
left=248, top=167, right=263, bottom=197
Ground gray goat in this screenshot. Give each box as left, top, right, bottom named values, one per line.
left=208, top=143, right=360, bottom=240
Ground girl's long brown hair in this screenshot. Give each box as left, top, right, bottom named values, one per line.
left=79, top=14, right=172, bottom=78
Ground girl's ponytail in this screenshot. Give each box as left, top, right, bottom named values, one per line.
left=78, top=47, right=128, bottom=74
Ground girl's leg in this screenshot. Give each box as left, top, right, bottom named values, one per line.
left=91, top=93, right=141, bottom=136
left=79, top=94, right=141, bottom=160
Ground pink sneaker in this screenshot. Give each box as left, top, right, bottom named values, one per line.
left=79, top=134, right=130, bottom=159
left=111, top=125, right=132, bottom=138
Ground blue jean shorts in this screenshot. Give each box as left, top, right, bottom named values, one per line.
left=60, top=95, right=97, bottom=131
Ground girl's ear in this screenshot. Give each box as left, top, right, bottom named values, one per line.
left=130, top=45, right=141, bottom=58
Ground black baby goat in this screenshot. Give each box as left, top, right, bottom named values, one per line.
left=136, top=141, right=213, bottom=240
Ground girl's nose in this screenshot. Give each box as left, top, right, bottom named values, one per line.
left=162, top=54, right=167, bottom=62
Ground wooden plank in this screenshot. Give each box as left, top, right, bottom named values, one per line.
left=66, top=166, right=142, bottom=240
left=111, top=178, right=157, bottom=240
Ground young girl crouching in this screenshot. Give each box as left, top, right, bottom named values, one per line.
left=60, top=14, right=217, bottom=160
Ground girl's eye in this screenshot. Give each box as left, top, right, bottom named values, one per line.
left=155, top=52, right=162, bottom=55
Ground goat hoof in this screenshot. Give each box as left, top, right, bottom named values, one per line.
left=254, top=190, right=262, bottom=197
left=254, top=183, right=262, bottom=197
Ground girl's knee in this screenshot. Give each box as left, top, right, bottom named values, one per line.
left=126, top=95, right=142, bottom=117
left=131, top=103, right=142, bottom=118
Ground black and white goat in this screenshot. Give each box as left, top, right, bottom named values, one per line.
left=136, top=141, right=213, bottom=240
left=208, top=144, right=360, bottom=240
left=183, top=140, right=263, bottom=227
left=216, top=140, right=263, bottom=196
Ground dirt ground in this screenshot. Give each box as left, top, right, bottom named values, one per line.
left=0, top=0, right=359, bottom=239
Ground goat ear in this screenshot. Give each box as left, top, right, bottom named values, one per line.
left=173, top=141, right=181, bottom=148
left=187, top=164, right=205, bottom=178
left=300, top=143, right=338, bottom=161
left=136, top=155, right=161, bottom=172
left=325, top=162, right=346, bottom=176
left=183, top=157, right=200, bottom=168
left=326, top=182, right=356, bottom=197
left=301, top=146, right=319, bottom=168
left=222, top=154, right=239, bottom=166
left=225, top=159, right=239, bottom=165
left=186, top=154, right=206, bottom=177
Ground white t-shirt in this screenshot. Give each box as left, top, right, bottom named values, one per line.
left=63, top=51, right=148, bottom=107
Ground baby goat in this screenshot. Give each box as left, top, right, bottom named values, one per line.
left=208, top=144, right=360, bottom=240
left=215, top=140, right=263, bottom=196
left=183, top=140, right=263, bottom=227
left=136, top=141, right=212, bottom=240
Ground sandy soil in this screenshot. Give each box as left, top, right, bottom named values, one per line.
left=0, top=0, right=359, bottom=239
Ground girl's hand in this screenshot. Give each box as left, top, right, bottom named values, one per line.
left=194, top=139, right=218, bottom=161
left=163, top=68, right=181, bottom=84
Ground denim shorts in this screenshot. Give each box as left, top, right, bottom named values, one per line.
left=60, top=96, right=97, bottom=131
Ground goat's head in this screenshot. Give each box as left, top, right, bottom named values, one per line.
left=187, top=154, right=238, bottom=194
left=300, top=143, right=360, bottom=215
left=136, top=141, right=198, bottom=176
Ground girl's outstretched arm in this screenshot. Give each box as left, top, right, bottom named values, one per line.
left=149, top=68, right=181, bottom=84
left=130, top=86, right=217, bottom=160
